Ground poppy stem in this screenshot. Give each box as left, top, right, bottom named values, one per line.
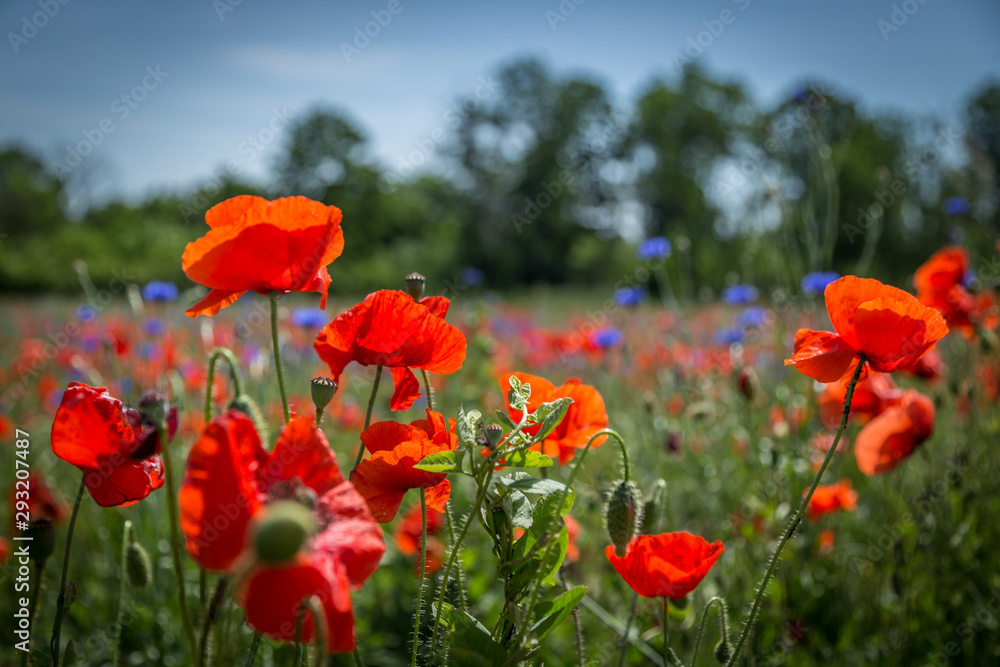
left=411, top=489, right=428, bottom=667
left=22, top=561, right=46, bottom=667
left=244, top=632, right=262, bottom=666
left=691, top=596, right=729, bottom=665
left=616, top=591, right=639, bottom=667
left=727, top=356, right=866, bottom=666
left=112, top=520, right=133, bottom=667
left=507, top=428, right=620, bottom=664
left=306, top=596, right=327, bottom=664
left=443, top=503, right=468, bottom=613
left=50, top=472, right=85, bottom=667
left=420, top=368, right=435, bottom=412
left=204, top=346, right=245, bottom=423
left=354, top=365, right=383, bottom=471
left=353, top=647, right=366, bottom=666
left=270, top=291, right=291, bottom=424
left=161, top=425, right=199, bottom=654
left=197, top=576, right=229, bottom=667
left=661, top=598, right=669, bottom=667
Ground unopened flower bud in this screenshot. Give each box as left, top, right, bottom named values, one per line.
left=640, top=480, right=666, bottom=535
left=254, top=501, right=316, bottom=564
left=485, top=424, right=504, bottom=449
left=737, top=366, right=758, bottom=401
left=126, top=541, right=153, bottom=587
left=606, top=480, right=643, bottom=557
left=139, top=390, right=170, bottom=429
left=714, top=640, right=733, bottom=663
left=23, top=519, right=56, bottom=562
left=310, top=376, right=338, bottom=414
left=406, top=272, right=426, bottom=301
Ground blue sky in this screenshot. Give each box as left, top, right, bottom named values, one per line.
left=2, top=0, right=998, bottom=201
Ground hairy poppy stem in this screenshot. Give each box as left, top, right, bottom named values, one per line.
left=420, top=368, right=435, bottom=412
left=616, top=591, right=639, bottom=667
left=353, top=647, right=366, bottom=666
left=162, top=425, right=198, bottom=654
left=411, top=489, right=428, bottom=667
left=354, top=365, right=383, bottom=471
left=244, top=632, right=262, bottom=666
left=197, top=576, right=229, bottom=667
left=727, top=357, right=866, bottom=666
left=50, top=473, right=85, bottom=667
left=204, top=346, right=245, bottom=423
left=22, top=561, right=46, bottom=667
left=112, top=520, right=133, bottom=667
left=661, top=598, right=669, bottom=667
left=691, top=596, right=729, bottom=665
left=507, top=428, right=626, bottom=664
left=270, top=292, right=290, bottom=424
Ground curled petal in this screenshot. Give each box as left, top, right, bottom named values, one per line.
left=785, top=330, right=858, bottom=382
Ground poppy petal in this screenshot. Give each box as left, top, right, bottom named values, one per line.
left=51, top=382, right=139, bottom=470
left=184, top=289, right=247, bottom=317
left=84, top=455, right=164, bottom=508
left=824, top=276, right=917, bottom=348
left=853, top=297, right=948, bottom=373
left=265, top=417, right=345, bottom=497
left=785, top=329, right=858, bottom=382
left=423, top=480, right=451, bottom=513
left=310, top=482, right=386, bottom=589
left=389, top=367, right=422, bottom=411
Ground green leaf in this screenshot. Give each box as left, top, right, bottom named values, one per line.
left=532, top=586, right=588, bottom=641
left=507, top=494, right=571, bottom=592
left=495, top=409, right=517, bottom=429
left=506, top=373, right=531, bottom=411
left=502, top=449, right=554, bottom=468
left=457, top=406, right=481, bottom=451
left=531, top=397, right=573, bottom=441
left=413, top=449, right=464, bottom=473
left=432, top=602, right=510, bottom=666
left=507, top=477, right=567, bottom=497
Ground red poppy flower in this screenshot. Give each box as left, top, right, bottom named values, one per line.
left=182, top=196, right=345, bottom=317
left=855, top=390, right=935, bottom=476
left=913, top=247, right=994, bottom=337
left=51, top=383, right=164, bottom=508
left=350, top=410, right=458, bottom=522
left=605, top=532, right=724, bottom=599
left=179, top=413, right=385, bottom=652
left=314, top=290, right=466, bottom=411
left=565, top=514, right=581, bottom=563
left=806, top=480, right=858, bottom=521
left=393, top=504, right=445, bottom=575
left=785, top=276, right=948, bottom=382
left=499, top=372, right=609, bottom=465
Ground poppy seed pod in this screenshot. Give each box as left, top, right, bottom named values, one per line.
left=126, top=541, right=153, bottom=587
left=24, top=519, right=56, bottom=562
left=310, top=376, right=338, bottom=414
left=254, top=501, right=316, bottom=564
left=405, top=272, right=426, bottom=301
left=484, top=423, right=504, bottom=449
left=606, top=480, right=643, bottom=558
left=715, top=640, right=733, bottom=663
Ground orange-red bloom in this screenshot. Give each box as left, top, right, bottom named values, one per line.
left=351, top=410, right=458, bottom=522
left=914, top=246, right=995, bottom=337
left=855, top=390, right=935, bottom=476
left=807, top=480, right=858, bottom=521
left=182, top=196, right=344, bottom=317
left=314, top=290, right=467, bottom=411
left=179, top=412, right=384, bottom=653
left=605, top=532, right=724, bottom=599
left=500, top=372, right=609, bottom=465
left=786, top=276, right=948, bottom=382
left=51, top=383, right=164, bottom=507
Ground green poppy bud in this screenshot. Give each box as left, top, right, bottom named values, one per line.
left=714, top=640, right=733, bottom=663
left=254, top=501, right=316, bottom=564
left=485, top=423, right=504, bottom=449
left=126, top=541, right=153, bottom=588
left=23, top=519, right=56, bottom=562
left=606, top=480, right=643, bottom=557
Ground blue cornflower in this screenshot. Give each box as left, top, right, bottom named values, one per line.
left=637, top=236, right=671, bottom=261
left=801, top=271, right=839, bottom=296
left=942, top=196, right=970, bottom=216
left=614, top=286, right=646, bottom=308
left=76, top=304, right=97, bottom=322
left=589, top=326, right=624, bottom=350
left=144, top=317, right=165, bottom=336
left=722, top=285, right=759, bottom=305
left=291, top=308, right=327, bottom=329
left=714, top=327, right=744, bottom=346
left=461, top=267, right=485, bottom=287
left=142, top=281, right=179, bottom=302
left=738, top=307, right=767, bottom=329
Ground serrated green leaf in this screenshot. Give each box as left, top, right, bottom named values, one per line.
left=413, top=449, right=464, bottom=473
left=502, top=449, right=554, bottom=468
left=532, top=586, right=588, bottom=641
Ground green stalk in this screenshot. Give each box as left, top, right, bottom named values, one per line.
left=661, top=598, right=669, bottom=667
left=420, top=368, right=436, bottom=412
left=204, top=347, right=245, bottom=423
left=616, top=591, right=639, bottom=667
left=112, top=521, right=133, bottom=667
left=690, top=597, right=729, bottom=665
left=727, top=357, right=865, bottom=665
left=243, top=632, right=262, bottom=667
left=353, top=365, right=383, bottom=471
left=162, top=424, right=198, bottom=654
left=270, top=291, right=290, bottom=424
left=411, top=489, right=428, bottom=667
left=22, top=560, right=46, bottom=667
left=197, top=576, right=229, bottom=667
left=50, top=474, right=85, bottom=667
